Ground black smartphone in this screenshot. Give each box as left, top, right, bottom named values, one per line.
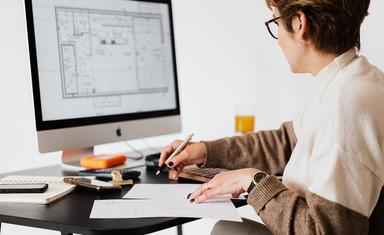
left=0, top=183, right=48, bottom=193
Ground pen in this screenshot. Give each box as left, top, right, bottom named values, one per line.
left=156, top=133, right=194, bottom=176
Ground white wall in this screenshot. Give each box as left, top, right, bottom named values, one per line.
left=0, top=0, right=61, bottom=173
left=0, top=0, right=383, bottom=234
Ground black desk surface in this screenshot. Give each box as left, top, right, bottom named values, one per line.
left=0, top=165, right=245, bottom=235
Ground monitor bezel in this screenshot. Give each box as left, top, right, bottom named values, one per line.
left=25, top=0, right=181, bottom=131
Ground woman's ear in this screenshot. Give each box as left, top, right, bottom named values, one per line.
left=293, top=11, right=308, bottom=42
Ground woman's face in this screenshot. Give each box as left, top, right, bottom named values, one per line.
left=274, top=8, right=306, bottom=73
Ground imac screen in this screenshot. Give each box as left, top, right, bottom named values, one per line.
left=28, top=0, right=179, bottom=129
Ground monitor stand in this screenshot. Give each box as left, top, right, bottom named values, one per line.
left=60, top=146, right=157, bottom=172
left=61, top=147, right=94, bottom=172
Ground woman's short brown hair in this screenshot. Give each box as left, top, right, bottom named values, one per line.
left=265, top=0, right=371, bottom=55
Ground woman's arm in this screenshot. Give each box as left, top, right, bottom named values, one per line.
left=248, top=175, right=370, bottom=235
left=202, top=121, right=297, bottom=175
left=190, top=146, right=380, bottom=235
left=190, top=155, right=376, bottom=235
left=245, top=147, right=382, bottom=235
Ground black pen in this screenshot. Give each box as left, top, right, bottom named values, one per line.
left=156, top=133, right=194, bottom=175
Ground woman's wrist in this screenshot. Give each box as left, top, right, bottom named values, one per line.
left=241, top=168, right=260, bottom=192
left=197, top=142, right=208, bottom=166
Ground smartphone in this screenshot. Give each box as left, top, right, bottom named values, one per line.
left=0, top=183, right=48, bottom=193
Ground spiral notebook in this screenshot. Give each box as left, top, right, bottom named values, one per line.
left=0, top=175, right=76, bottom=204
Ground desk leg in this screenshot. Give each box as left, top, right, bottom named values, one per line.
left=0, top=222, right=2, bottom=234
left=177, top=225, right=183, bottom=235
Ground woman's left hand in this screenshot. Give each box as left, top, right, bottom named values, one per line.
left=188, top=168, right=261, bottom=203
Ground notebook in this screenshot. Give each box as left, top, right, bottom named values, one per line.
left=0, top=175, right=76, bottom=204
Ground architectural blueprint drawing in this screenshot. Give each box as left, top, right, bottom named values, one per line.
left=33, top=0, right=177, bottom=121
left=55, top=7, right=169, bottom=104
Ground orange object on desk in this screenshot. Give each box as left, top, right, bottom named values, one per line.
left=80, top=154, right=127, bottom=169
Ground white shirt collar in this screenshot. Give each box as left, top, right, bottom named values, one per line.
left=316, top=48, right=358, bottom=81
left=314, top=48, right=358, bottom=101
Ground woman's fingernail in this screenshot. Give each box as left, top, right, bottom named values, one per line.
left=190, top=199, right=195, bottom=203
left=168, top=161, right=174, bottom=167
left=187, top=193, right=191, bottom=199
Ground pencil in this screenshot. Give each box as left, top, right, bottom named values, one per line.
left=156, top=133, right=194, bottom=175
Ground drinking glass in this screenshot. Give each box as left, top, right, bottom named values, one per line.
left=235, top=105, right=256, bottom=134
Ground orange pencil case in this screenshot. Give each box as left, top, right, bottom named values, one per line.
left=80, top=154, right=127, bottom=169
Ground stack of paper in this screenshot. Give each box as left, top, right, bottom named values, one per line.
left=90, top=184, right=242, bottom=222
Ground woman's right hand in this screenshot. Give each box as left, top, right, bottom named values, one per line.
left=159, top=141, right=207, bottom=178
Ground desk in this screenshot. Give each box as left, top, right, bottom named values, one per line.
left=0, top=165, right=245, bottom=235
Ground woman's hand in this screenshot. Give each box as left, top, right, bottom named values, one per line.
left=188, top=168, right=260, bottom=203
left=159, top=141, right=207, bottom=178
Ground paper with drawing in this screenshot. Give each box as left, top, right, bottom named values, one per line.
left=90, top=198, right=242, bottom=222
left=123, top=184, right=199, bottom=200
left=90, top=184, right=242, bottom=222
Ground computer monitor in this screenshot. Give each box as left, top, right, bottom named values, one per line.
left=25, top=0, right=181, bottom=168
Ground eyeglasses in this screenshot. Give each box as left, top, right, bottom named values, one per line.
left=265, top=16, right=281, bottom=39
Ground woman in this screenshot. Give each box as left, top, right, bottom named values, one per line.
left=159, top=0, right=384, bottom=234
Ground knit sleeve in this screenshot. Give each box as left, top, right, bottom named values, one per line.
left=201, top=121, right=297, bottom=176
left=247, top=175, right=369, bottom=235
left=246, top=149, right=382, bottom=235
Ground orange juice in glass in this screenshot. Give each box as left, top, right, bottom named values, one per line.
left=235, top=105, right=256, bottom=134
